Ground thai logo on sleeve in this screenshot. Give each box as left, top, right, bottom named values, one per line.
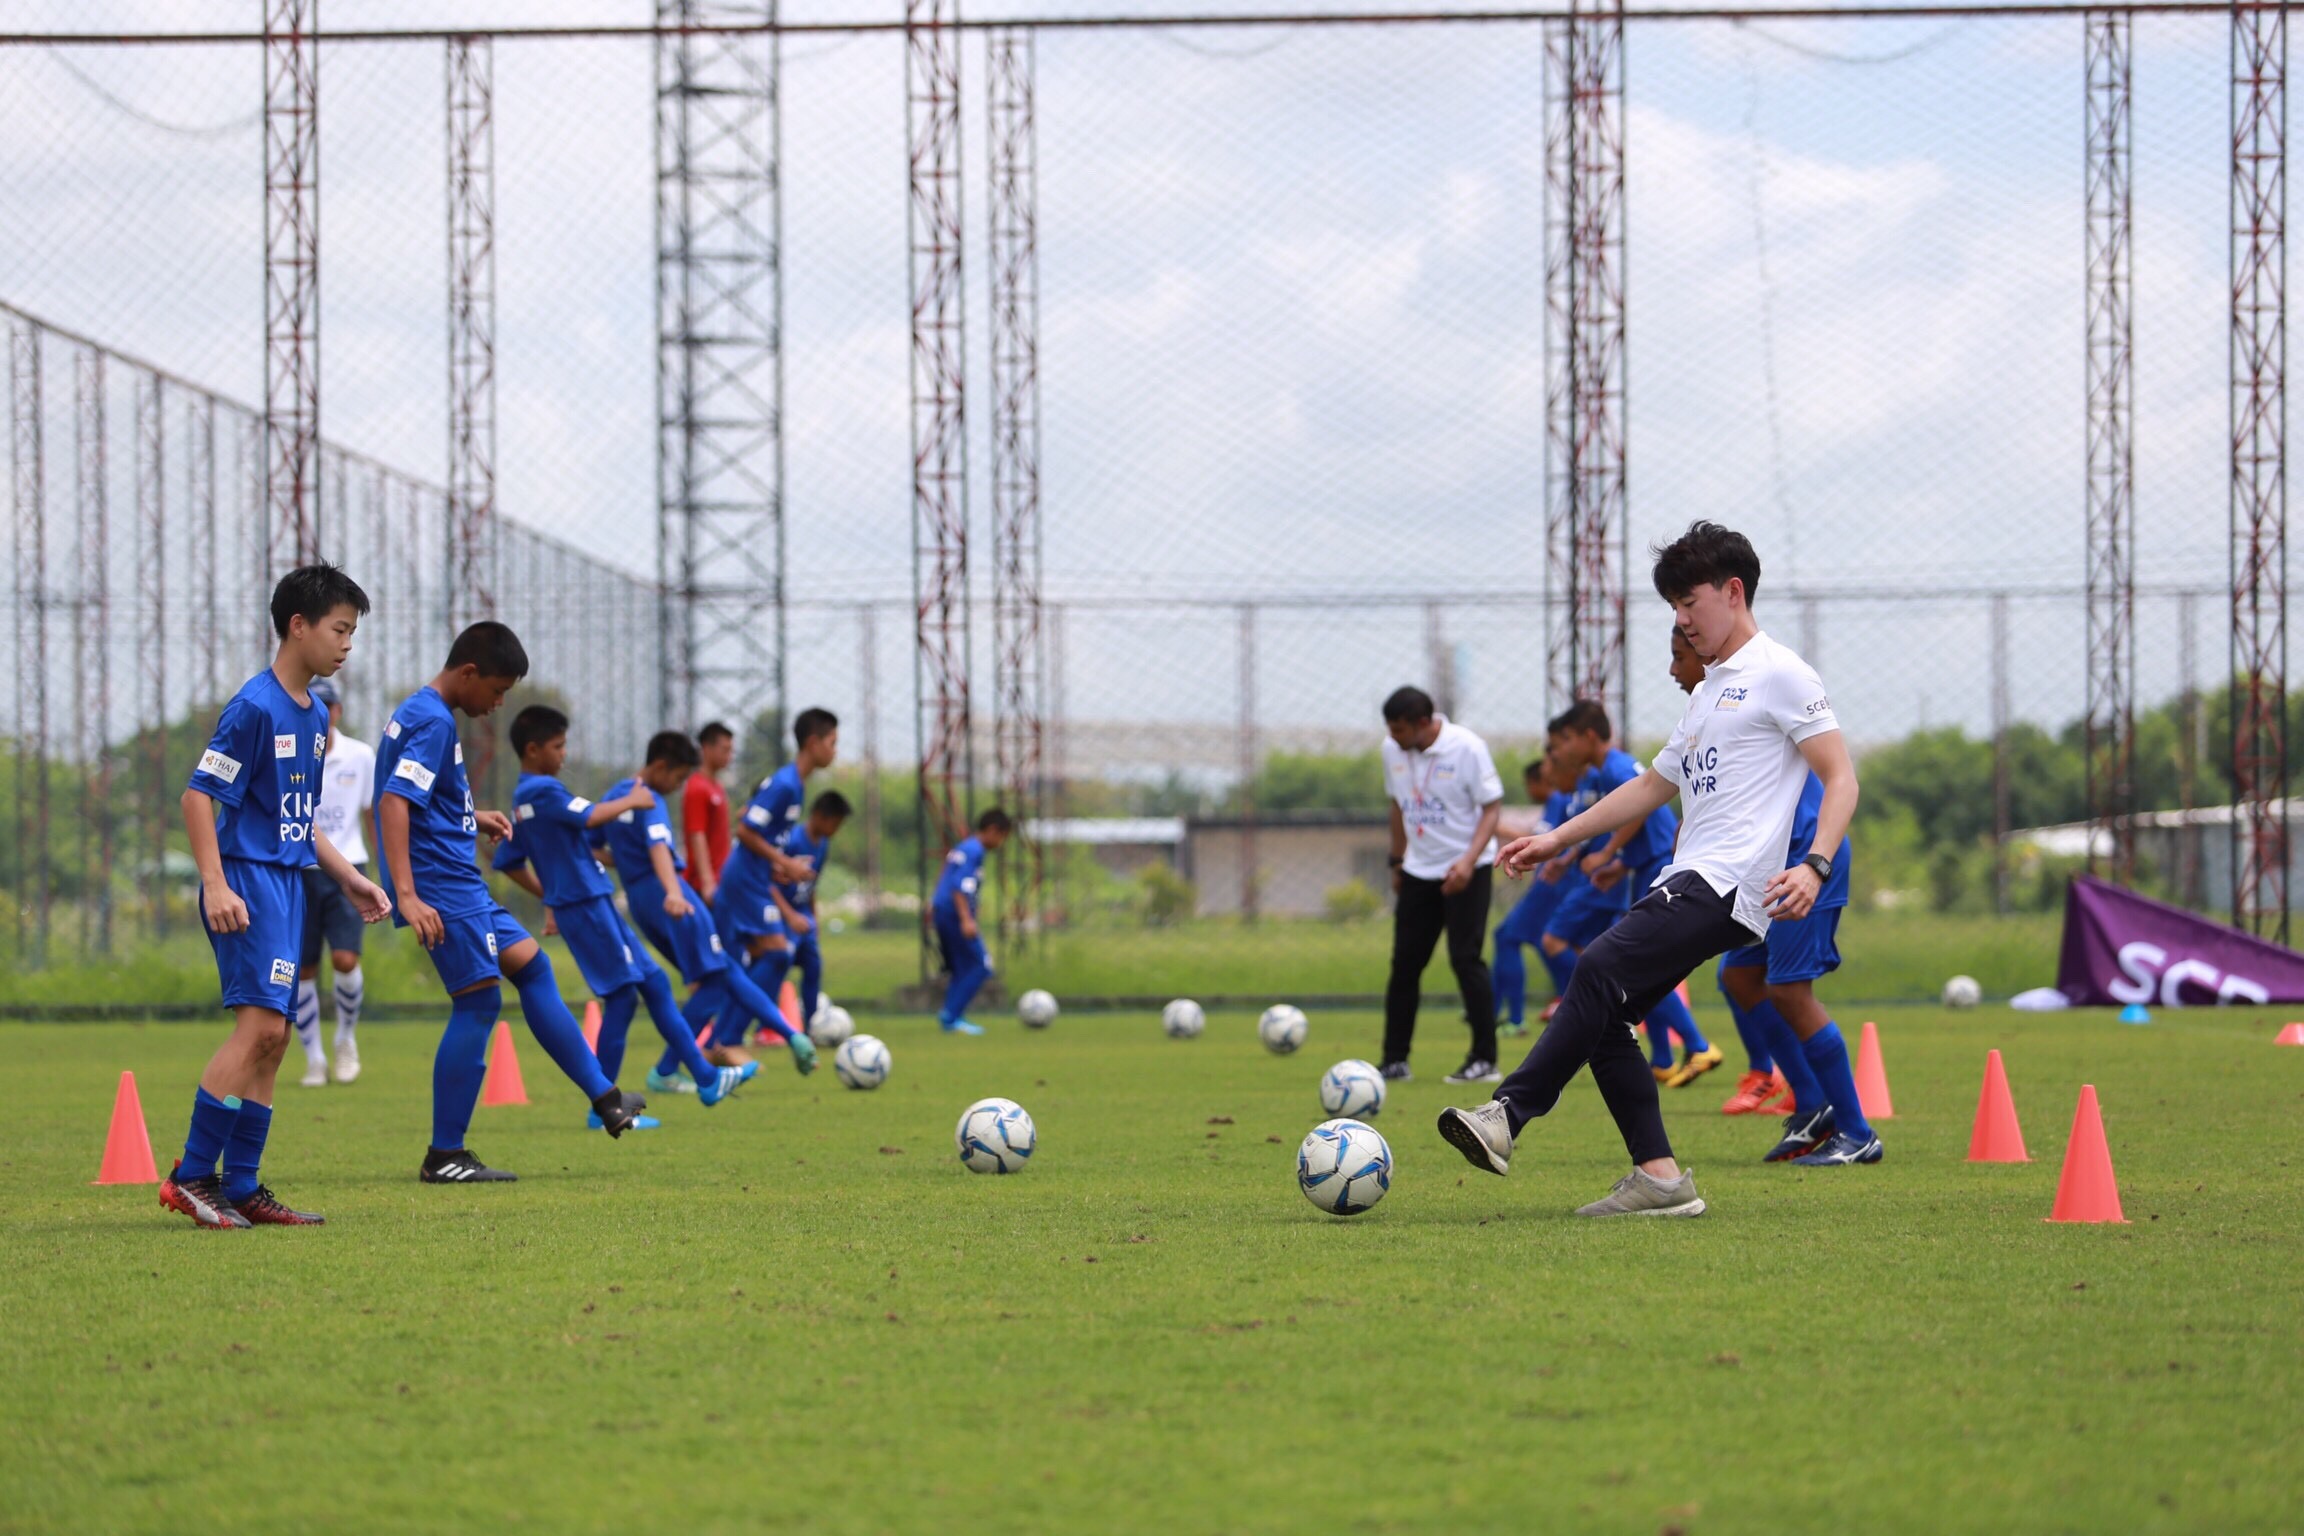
left=198, top=749, right=243, bottom=785
left=647, top=822, right=670, bottom=842
left=393, top=758, right=437, bottom=792
left=745, top=805, right=770, bottom=828
left=274, top=734, right=298, bottom=757
left=568, top=798, right=592, bottom=814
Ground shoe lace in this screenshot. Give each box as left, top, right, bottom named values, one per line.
left=238, top=1183, right=279, bottom=1213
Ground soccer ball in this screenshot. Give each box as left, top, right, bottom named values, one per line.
left=1258, top=1003, right=1309, bottom=1055
left=1318, top=1058, right=1386, bottom=1119
left=1162, top=999, right=1205, bottom=1039
left=812, top=991, right=832, bottom=1028
left=811, top=1004, right=855, bottom=1049
left=1297, top=1118, right=1393, bottom=1215
left=834, top=1033, right=891, bottom=1089
left=955, top=1096, right=1037, bottom=1174
left=1018, top=988, right=1059, bottom=1029
left=1942, top=974, right=1983, bottom=1009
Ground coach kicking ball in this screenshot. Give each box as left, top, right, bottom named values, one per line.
left=1436, top=521, right=1860, bottom=1216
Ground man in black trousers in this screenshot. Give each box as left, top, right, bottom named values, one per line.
left=1377, top=686, right=1505, bottom=1086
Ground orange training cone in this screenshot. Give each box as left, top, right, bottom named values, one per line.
left=581, top=999, right=602, bottom=1054
left=2047, top=1084, right=2128, bottom=1223
left=94, top=1070, right=159, bottom=1185
left=780, top=979, right=803, bottom=1033
left=481, top=1020, right=530, bottom=1106
left=2276, top=1022, right=2304, bottom=1046
left=1966, top=1049, right=2029, bottom=1163
left=1854, top=1020, right=1895, bottom=1120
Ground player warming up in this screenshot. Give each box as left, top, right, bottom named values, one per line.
left=1491, top=754, right=1580, bottom=1037
left=377, top=622, right=643, bottom=1185
left=292, top=676, right=377, bottom=1088
left=711, top=708, right=839, bottom=1056
left=769, top=791, right=853, bottom=1031
left=488, top=707, right=750, bottom=1125
left=1436, top=521, right=1858, bottom=1216
left=161, top=564, right=389, bottom=1230
left=932, top=808, right=1013, bottom=1035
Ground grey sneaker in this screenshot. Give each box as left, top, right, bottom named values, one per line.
left=1575, top=1167, right=1707, bottom=1218
left=1436, top=1099, right=1515, bottom=1176
left=1443, top=1058, right=1501, bottom=1085
left=1378, top=1061, right=1413, bottom=1083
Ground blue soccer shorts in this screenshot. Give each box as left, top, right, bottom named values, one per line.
left=627, top=883, right=731, bottom=986
left=1720, top=906, right=1842, bottom=985
left=204, top=858, right=308, bottom=1016
left=551, top=894, right=648, bottom=997
left=418, top=903, right=533, bottom=995
left=712, top=887, right=788, bottom=953
left=1544, top=878, right=1632, bottom=950
left=300, top=866, right=368, bottom=968
left=1495, top=880, right=1567, bottom=949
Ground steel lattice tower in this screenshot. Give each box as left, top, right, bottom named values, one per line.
left=136, top=372, right=168, bottom=936
left=446, top=36, right=498, bottom=624
left=909, top=0, right=971, bottom=966
left=655, top=2, right=785, bottom=737
left=10, top=320, right=49, bottom=963
left=2084, top=12, right=2137, bottom=884
left=74, top=348, right=112, bottom=954
left=2233, top=3, right=2289, bottom=940
left=988, top=25, right=1043, bottom=951
left=263, top=0, right=320, bottom=575
left=1542, top=0, right=1628, bottom=730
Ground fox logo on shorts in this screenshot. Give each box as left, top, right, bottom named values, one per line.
left=484, top=931, right=498, bottom=958
left=270, top=958, right=297, bottom=986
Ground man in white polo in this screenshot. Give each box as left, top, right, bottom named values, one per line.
left=1377, top=685, right=1505, bottom=1085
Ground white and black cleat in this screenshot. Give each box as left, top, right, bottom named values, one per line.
left=419, top=1147, right=518, bottom=1184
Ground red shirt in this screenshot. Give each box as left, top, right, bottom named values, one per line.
left=683, top=772, right=731, bottom=894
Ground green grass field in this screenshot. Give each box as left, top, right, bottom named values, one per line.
left=7, top=1002, right=2301, bottom=1535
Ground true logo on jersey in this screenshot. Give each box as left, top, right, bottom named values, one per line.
left=274, top=734, right=297, bottom=757
left=515, top=804, right=535, bottom=821
left=385, top=719, right=401, bottom=739
left=197, top=749, right=243, bottom=785
left=270, top=958, right=297, bottom=986
left=1715, top=687, right=1749, bottom=711
left=454, top=742, right=465, bottom=765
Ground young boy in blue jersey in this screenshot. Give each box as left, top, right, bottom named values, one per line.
left=932, top=808, right=1013, bottom=1035
left=161, top=564, right=389, bottom=1230
left=377, top=622, right=643, bottom=1185
left=712, top=707, right=838, bottom=1052
left=579, top=732, right=814, bottom=1093
left=770, top=790, right=853, bottom=1031
left=1541, top=701, right=1721, bottom=1084
left=1492, top=755, right=1581, bottom=1037
left=489, top=707, right=749, bottom=1126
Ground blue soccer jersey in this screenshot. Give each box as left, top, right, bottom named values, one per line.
left=775, top=821, right=829, bottom=914
left=717, top=763, right=803, bottom=922
left=1576, top=748, right=1645, bottom=858
left=1786, top=771, right=1853, bottom=911
left=589, top=776, right=682, bottom=890
left=375, top=686, right=490, bottom=919
left=187, top=669, right=331, bottom=869
left=491, top=773, right=617, bottom=907
left=933, top=835, right=987, bottom=918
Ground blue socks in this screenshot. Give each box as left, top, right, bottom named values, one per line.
left=432, top=986, right=498, bottom=1150
left=597, top=984, right=641, bottom=1084
left=181, top=1085, right=239, bottom=1176
left=1719, top=986, right=1773, bottom=1074
left=1539, top=944, right=1578, bottom=1002
left=508, top=951, right=615, bottom=1102
left=1750, top=1000, right=1823, bottom=1112
left=638, top=966, right=717, bottom=1080
left=221, top=1099, right=272, bottom=1203
left=1493, top=927, right=1527, bottom=1025
left=1646, top=986, right=1710, bottom=1056
left=1802, top=1022, right=1874, bottom=1142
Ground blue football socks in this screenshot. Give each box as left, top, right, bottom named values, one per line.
left=1493, top=930, right=1528, bottom=1026
left=1539, top=944, right=1579, bottom=1003
left=432, top=986, right=499, bottom=1150
left=220, top=1099, right=272, bottom=1204
left=1646, top=986, right=1710, bottom=1056
left=596, top=984, right=641, bottom=1084
left=1802, top=1022, right=1874, bottom=1142
left=637, top=965, right=718, bottom=1080
left=1719, top=986, right=1772, bottom=1074
left=508, top=952, right=615, bottom=1102
left=1751, top=1000, right=1824, bottom=1112
left=181, top=1086, right=239, bottom=1178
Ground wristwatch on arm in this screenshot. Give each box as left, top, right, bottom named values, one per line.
left=1800, top=851, right=1834, bottom=883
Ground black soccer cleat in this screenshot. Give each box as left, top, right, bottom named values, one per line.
left=419, top=1147, right=518, bottom=1184
left=1763, top=1106, right=1837, bottom=1164
left=233, top=1184, right=326, bottom=1226
left=159, top=1162, right=252, bottom=1230
left=591, top=1088, right=641, bottom=1139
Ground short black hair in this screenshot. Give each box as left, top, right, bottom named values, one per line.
left=509, top=704, right=568, bottom=755
left=793, top=707, right=839, bottom=748
left=646, top=730, right=701, bottom=768
left=1522, top=758, right=1547, bottom=781
left=1547, top=700, right=1612, bottom=740
left=1381, top=686, right=1435, bottom=724
left=976, top=807, right=1015, bottom=834
left=811, top=790, right=854, bottom=820
left=271, top=562, right=371, bottom=639
left=445, top=620, right=529, bottom=680
left=697, top=720, right=734, bottom=747
left=1651, top=520, right=1762, bottom=606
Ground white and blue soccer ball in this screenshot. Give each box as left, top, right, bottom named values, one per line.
left=1318, top=1058, right=1386, bottom=1119
left=1258, top=1003, right=1309, bottom=1055
left=955, top=1096, right=1037, bottom=1174
left=1018, top=988, right=1059, bottom=1030
left=811, top=1004, right=855, bottom=1049
left=1162, top=999, right=1205, bottom=1039
left=834, top=1033, right=890, bottom=1089
left=1942, top=974, right=1983, bottom=1009
left=1297, top=1118, right=1393, bottom=1216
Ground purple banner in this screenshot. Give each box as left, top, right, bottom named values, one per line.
left=2057, top=874, right=2304, bottom=1007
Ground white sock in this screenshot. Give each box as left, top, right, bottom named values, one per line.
left=294, top=979, right=324, bottom=1061
left=333, top=966, right=364, bottom=1046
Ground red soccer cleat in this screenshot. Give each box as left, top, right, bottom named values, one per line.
left=1720, top=1069, right=1778, bottom=1115
left=159, top=1162, right=251, bottom=1230
left=231, top=1185, right=326, bottom=1226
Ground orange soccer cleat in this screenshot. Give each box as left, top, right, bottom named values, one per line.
left=1719, top=1069, right=1781, bottom=1115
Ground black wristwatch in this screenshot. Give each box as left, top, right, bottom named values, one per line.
left=1801, top=852, right=1834, bottom=882
left=1387, top=856, right=1404, bottom=869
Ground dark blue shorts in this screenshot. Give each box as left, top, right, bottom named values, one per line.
left=1495, top=880, right=1567, bottom=947
left=300, top=866, right=367, bottom=967
left=420, top=904, right=533, bottom=995
left=934, top=911, right=989, bottom=977
left=628, top=884, right=731, bottom=985
left=552, top=895, right=647, bottom=997
left=203, top=859, right=308, bottom=1016
left=1545, top=879, right=1631, bottom=950
left=712, top=886, right=788, bottom=951
left=1721, top=906, right=1843, bottom=985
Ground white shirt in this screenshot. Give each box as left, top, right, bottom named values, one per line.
left=1381, top=714, right=1505, bottom=881
left=1652, top=630, right=1839, bottom=939
left=313, top=732, right=376, bottom=865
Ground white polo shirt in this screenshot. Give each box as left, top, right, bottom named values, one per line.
left=1652, top=630, right=1839, bottom=939
left=1381, top=714, right=1505, bottom=881
left=313, top=732, right=376, bottom=866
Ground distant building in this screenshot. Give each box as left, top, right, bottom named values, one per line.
left=2013, top=801, right=2304, bottom=914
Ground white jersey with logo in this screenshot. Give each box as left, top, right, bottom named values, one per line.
left=1381, top=714, right=1505, bottom=881
left=1651, top=630, right=1839, bottom=940
left=313, top=732, right=376, bottom=866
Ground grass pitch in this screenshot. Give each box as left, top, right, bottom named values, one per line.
left=5, top=1003, right=2301, bottom=1535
